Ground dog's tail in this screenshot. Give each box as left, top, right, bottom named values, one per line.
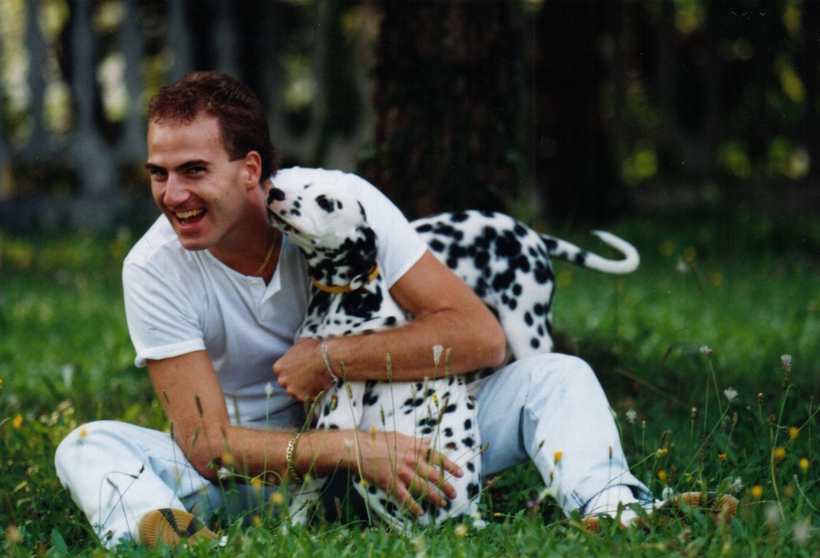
left=541, top=230, right=639, bottom=274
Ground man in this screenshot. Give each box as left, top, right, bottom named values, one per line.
left=55, top=72, right=731, bottom=548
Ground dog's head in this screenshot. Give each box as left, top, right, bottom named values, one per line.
left=265, top=181, right=378, bottom=281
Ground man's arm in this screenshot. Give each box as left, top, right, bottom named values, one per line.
left=148, top=350, right=462, bottom=515
left=274, top=250, right=507, bottom=401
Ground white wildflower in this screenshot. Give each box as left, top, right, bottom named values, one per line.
left=661, top=487, right=675, bottom=501
left=217, top=467, right=232, bottom=480
left=781, top=354, right=792, bottom=373
left=626, top=409, right=637, bottom=424
left=454, top=523, right=468, bottom=538
left=265, top=382, right=273, bottom=398
left=433, top=345, right=444, bottom=367
left=723, top=387, right=738, bottom=404
left=793, top=517, right=812, bottom=547
left=700, top=345, right=713, bottom=359
left=675, top=258, right=688, bottom=274
left=727, top=477, right=744, bottom=494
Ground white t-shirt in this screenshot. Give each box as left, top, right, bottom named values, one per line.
left=123, top=168, right=427, bottom=428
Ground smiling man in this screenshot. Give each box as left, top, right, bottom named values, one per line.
left=54, top=72, right=733, bottom=548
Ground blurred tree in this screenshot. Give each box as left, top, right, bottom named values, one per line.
left=361, top=0, right=522, bottom=219
left=529, top=0, right=629, bottom=224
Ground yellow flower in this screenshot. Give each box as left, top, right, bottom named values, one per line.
left=454, top=523, right=468, bottom=537
left=553, top=451, right=563, bottom=465
left=252, top=515, right=262, bottom=527
left=221, top=451, right=234, bottom=468
left=774, top=447, right=786, bottom=461
left=0, top=379, right=3, bottom=390
left=658, top=470, right=667, bottom=481
left=80, top=427, right=88, bottom=439
left=751, top=485, right=763, bottom=499
left=360, top=479, right=367, bottom=487
left=657, top=448, right=668, bottom=456
left=250, top=477, right=264, bottom=489
left=789, top=427, right=799, bottom=440
left=370, top=425, right=377, bottom=437
left=718, top=453, right=726, bottom=461
left=799, top=458, right=809, bottom=472
left=12, top=414, right=23, bottom=429
left=270, top=491, right=286, bottom=506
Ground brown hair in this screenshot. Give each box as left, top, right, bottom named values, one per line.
left=148, top=72, right=280, bottom=180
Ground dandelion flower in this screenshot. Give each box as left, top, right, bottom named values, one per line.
left=454, top=524, right=468, bottom=538
left=789, top=427, right=799, bottom=440
left=553, top=451, right=563, bottom=465
left=657, top=448, right=668, bottom=456
left=723, top=387, right=738, bottom=403
left=626, top=409, right=637, bottom=424
left=700, top=346, right=713, bottom=359
left=5, top=525, right=23, bottom=545
left=12, top=414, right=22, bottom=429
left=251, top=477, right=264, bottom=489
left=718, top=453, right=726, bottom=461
left=799, top=458, right=809, bottom=472
left=781, top=354, right=792, bottom=373
left=271, top=491, right=286, bottom=506
left=751, top=485, right=764, bottom=499
left=252, top=515, right=262, bottom=527
left=774, top=447, right=786, bottom=461
left=658, top=470, right=667, bottom=481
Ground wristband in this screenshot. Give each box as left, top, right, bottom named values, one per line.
left=321, top=341, right=340, bottom=383
left=286, top=431, right=304, bottom=484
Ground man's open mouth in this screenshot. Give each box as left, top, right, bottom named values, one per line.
left=175, top=209, right=206, bottom=225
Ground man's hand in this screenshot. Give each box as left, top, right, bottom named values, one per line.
left=350, top=432, right=463, bottom=516
left=273, top=338, right=334, bottom=401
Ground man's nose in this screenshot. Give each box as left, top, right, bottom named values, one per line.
left=163, top=174, right=189, bottom=206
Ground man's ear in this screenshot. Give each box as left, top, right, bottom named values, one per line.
left=243, top=151, right=263, bottom=190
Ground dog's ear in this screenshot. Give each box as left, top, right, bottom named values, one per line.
left=349, top=226, right=378, bottom=283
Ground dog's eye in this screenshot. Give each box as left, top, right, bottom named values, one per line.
left=316, top=195, right=336, bottom=213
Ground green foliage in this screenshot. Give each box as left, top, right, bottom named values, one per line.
left=2, top=217, right=820, bottom=556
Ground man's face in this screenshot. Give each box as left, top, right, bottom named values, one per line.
left=145, top=114, right=253, bottom=251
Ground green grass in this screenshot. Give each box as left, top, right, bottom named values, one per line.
left=2, top=215, right=819, bottom=556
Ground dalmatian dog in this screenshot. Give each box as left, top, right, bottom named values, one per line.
left=412, top=211, right=639, bottom=360
left=266, top=182, right=483, bottom=529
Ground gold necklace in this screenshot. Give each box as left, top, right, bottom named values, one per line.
left=254, top=232, right=278, bottom=276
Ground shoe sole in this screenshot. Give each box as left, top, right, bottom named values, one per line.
left=582, top=491, right=739, bottom=533
left=138, top=508, right=218, bottom=547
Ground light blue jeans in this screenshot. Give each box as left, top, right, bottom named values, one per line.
left=55, top=353, right=649, bottom=546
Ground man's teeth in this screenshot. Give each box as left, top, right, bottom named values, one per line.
left=176, top=209, right=204, bottom=219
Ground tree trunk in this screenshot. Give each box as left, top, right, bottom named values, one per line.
left=362, top=0, right=521, bottom=219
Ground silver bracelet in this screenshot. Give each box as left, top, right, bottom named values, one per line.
left=321, top=341, right=340, bottom=383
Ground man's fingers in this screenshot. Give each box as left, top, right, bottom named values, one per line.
left=391, top=482, right=424, bottom=517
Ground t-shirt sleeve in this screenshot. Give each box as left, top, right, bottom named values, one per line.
left=337, top=173, right=428, bottom=288
left=122, top=258, right=206, bottom=368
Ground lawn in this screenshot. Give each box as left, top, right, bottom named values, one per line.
left=2, top=214, right=819, bottom=556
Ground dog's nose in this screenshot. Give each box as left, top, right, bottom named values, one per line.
left=268, top=188, right=286, bottom=203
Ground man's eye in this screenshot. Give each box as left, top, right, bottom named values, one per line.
left=188, top=167, right=206, bottom=174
